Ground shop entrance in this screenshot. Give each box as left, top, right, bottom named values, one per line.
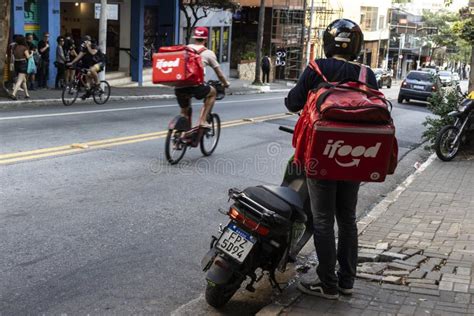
left=60, top=1, right=121, bottom=71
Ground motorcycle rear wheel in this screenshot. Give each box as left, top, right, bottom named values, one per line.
left=435, top=125, right=461, bottom=161
left=205, top=280, right=240, bottom=308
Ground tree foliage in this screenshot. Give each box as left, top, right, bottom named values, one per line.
left=422, top=89, right=463, bottom=148
left=179, top=0, right=239, bottom=44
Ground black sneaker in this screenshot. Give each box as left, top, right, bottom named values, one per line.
left=81, top=91, right=91, bottom=100
left=297, top=281, right=339, bottom=300
left=337, top=285, right=353, bottom=295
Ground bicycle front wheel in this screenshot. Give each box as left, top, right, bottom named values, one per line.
left=165, top=129, right=188, bottom=164
left=62, top=83, right=79, bottom=106
left=93, top=81, right=111, bottom=105
left=200, top=113, right=221, bottom=156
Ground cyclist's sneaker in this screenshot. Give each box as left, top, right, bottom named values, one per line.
left=297, top=280, right=339, bottom=300
left=81, top=91, right=92, bottom=100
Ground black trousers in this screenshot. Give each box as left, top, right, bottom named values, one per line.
left=307, top=178, right=360, bottom=289
left=55, top=63, right=66, bottom=88
left=38, top=60, right=49, bottom=88
left=262, top=68, right=270, bottom=83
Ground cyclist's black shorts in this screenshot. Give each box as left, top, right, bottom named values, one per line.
left=174, top=84, right=211, bottom=108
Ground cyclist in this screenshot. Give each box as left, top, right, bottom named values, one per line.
left=67, top=35, right=105, bottom=99
left=286, top=19, right=378, bottom=300
left=175, top=27, right=230, bottom=129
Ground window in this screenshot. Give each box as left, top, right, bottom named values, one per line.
left=378, top=15, right=385, bottom=29
left=222, top=27, right=230, bottom=63
left=360, top=6, right=378, bottom=31
left=211, top=27, right=221, bottom=62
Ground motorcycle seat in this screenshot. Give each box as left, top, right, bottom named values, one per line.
left=242, top=185, right=306, bottom=223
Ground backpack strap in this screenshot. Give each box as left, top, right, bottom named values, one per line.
left=358, top=64, right=368, bottom=83
left=197, top=47, right=207, bottom=54
left=309, top=60, right=328, bottom=82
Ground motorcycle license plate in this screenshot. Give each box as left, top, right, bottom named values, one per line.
left=413, top=85, right=424, bottom=90
left=216, top=224, right=256, bottom=263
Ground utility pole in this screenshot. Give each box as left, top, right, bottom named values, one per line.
left=98, top=0, right=108, bottom=81
left=305, top=0, right=315, bottom=66
left=397, top=33, right=405, bottom=80
left=253, top=0, right=265, bottom=85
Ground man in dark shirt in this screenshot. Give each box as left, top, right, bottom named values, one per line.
left=286, top=19, right=378, bottom=300
left=37, top=32, right=50, bottom=88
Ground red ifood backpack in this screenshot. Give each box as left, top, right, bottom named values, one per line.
left=152, top=45, right=206, bottom=87
left=292, top=61, right=398, bottom=182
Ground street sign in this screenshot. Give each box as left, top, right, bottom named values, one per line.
left=94, top=3, right=119, bottom=20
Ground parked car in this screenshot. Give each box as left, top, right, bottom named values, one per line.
left=452, top=72, right=461, bottom=84
left=373, top=68, right=392, bottom=88
left=421, top=67, right=437, bottom=75
left=438, top=71, right=453, bottom=86
left=398, top=71, right=441, bottom=104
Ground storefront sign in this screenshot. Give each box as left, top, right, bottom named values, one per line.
left=94, top=3, right=119, bottom=20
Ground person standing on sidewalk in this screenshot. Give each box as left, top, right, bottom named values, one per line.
left=261, top=54, right=271, bottom=84
left=25, top=33, right=38, bottom=91
left=55, top=36, right=66, bottom=89
left=37, top=32, right=50, bottom=88
left=285, top=19, right=378, bottom=300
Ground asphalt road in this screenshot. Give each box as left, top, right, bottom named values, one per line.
left=0, top=89, right=433, bottom=315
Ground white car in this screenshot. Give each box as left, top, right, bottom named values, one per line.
left=438, top=71, right=452, bottom=86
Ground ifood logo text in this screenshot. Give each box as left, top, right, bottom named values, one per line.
left=156, top=58, right=180, bottom=74
left=323, top=140, right=381, bottom=167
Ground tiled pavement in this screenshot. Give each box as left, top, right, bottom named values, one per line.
left=259, top=156, right=474, bottom=315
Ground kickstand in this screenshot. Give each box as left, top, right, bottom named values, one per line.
left=268, top=270, right=282, bottom=293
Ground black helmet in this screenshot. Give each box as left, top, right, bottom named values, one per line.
left=323, top=19, right=363, bottom=60
left=82, top=35, right=92, bottom=42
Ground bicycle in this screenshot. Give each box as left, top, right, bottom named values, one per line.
left=164, top=81, right=225, bottom=164
left=61, top=67, right=111, bottom=106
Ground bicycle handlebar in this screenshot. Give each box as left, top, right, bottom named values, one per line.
left=279, top=126, right=294, bottom=134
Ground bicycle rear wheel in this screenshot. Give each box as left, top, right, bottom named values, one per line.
left=93, top=81, right=111, bottom=105
left=62, top=83, right=79, bottom=106
left=200, top=113, right=221, bottom=156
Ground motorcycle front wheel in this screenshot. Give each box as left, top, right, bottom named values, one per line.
left=435, top=125, right=461, bottom=161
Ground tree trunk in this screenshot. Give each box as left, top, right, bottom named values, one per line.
left=469, top=45, right=474, bottom=92
left=253, top=0, right=265, bottom=85
left=1, top=0, right=11, bottom=97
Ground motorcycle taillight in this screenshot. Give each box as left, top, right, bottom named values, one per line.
left=229, top=207, right=270, bottom=236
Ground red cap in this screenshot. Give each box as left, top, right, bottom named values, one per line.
left=192, top=27, right=209, bottom=40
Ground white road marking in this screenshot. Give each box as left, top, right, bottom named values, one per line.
left=0, top=96, right=284, bottom=121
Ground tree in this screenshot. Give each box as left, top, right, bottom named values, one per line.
left=253, top=0, right=265, bottom=85
left=421, top=10, right=459, bottom=63
left=455, top=12, right=474, bottom=91
left=1, top=0, right=11, bottom=97
left=179, top=0, right=239, bottom=44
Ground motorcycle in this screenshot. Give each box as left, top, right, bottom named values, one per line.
left=200, top=126, right=314, bottom=308
left=435, top=91, right=474, bottom=161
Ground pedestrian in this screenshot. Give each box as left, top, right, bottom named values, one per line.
left=25, top=33, right=38, bottom=90
left=286, top=19, right=379, bottom=299
left=10, top=35, right=31, bottom=100
left=262, top=54, right=271, bottom=84
left=55, top=36, right=66, bottom=89
left=63, top=34, right=78, bottom=84
left=37, top=32, right=50, bottom=88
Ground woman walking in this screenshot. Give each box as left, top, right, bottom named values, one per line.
left=10, top=35, right=31, bottom=100
left=55, top=36, right=66, bottom=89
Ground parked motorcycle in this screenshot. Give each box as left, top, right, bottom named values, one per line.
left=201, top=126, right=314, bottom=308
left=435, top=91, right=474, bottom=161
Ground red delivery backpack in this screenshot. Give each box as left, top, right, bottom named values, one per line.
left=152, top=45, right=206, bottom=87
left=292, top=60, right=398, bottom=182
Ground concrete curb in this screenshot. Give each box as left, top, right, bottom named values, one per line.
left=256, top=153, right=437, bottom=316
left=0, top=88, right=291, bottom=110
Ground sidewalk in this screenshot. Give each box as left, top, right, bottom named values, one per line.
left=0, top=79, right=293, bottom=110
left=259, top=152, right=474, bottom=315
